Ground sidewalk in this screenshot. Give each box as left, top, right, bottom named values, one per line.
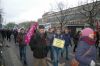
left=2, top=40, right=13, bottom=66
left=3, top=40, right=23, bottom=66
left=3, top=38, right=100, bottom=66
left=96, top=58, right=100, bottom=66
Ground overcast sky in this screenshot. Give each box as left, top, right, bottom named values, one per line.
left=1, top=0, right=90, bottom=24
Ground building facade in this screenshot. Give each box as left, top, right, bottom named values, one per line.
left=40, top=1, right=100, bottom=30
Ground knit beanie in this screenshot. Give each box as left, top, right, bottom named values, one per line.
left=81, top=28, right=94, bottom=37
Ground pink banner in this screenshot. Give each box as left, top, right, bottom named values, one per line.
left=25, top=22, right=38, bottom=45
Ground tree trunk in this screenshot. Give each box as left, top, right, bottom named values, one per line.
left=88, top=17, right=94, bottom=29
left=88, top=12, right=94, bottom=29
left=60, top=23, right=63, bottom=31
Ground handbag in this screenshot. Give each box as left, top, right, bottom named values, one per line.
left=71, top=58, right=79, bottom=66
left=71, top=46, right=93, bottom=66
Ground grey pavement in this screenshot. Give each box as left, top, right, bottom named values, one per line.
left=2, top=40, right=13, bottom=66
left=2, top=37, right=100, bottom=66
left=3, top=39, right=23, bottom=66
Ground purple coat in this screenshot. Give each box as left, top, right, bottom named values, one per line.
left=75, top=37, right=97, bottom=66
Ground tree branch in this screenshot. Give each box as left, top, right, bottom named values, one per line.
left=92, top=7, right=100, bottom=17
left=80, top=10, right=88, bottom=17
left=53, top=12, right=61, bottom=23
left=91, top=0, right=98, bottom=11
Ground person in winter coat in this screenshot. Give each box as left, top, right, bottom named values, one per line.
left=1, top=29, right=6, bottom=40
left=62, top=28, right=72, bottom=60
left=29, top=25, right=49, bottom=66
left=75, top=28, right=97, bottom=66
left=98, top=31, right=100, bottom=58
left=0, top=30, right=3, bottom=44
left=73, top=31, right=81, bottom=52
left=52, top=27, right=64, bottom=66
left=17, top=28, right=27, bottom=65
left=47, top=28, right=55, bottom=61
left=6, top=29, right=12, bottom=42
left=13, top=29, right=18, bottom=44
left=96, top=30, right=100, bottom=58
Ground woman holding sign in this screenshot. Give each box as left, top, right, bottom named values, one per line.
left=52, top=28, right=64, bottom=66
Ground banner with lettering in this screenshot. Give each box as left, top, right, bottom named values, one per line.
left=25, top=22, right=38, bottom=45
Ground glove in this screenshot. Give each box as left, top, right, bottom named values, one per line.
left=90, top=60, right=95, bottom=66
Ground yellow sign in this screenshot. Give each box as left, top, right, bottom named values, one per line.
left=53, top=38, right=65, bottom=48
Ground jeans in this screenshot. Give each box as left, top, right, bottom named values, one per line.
left=49, top=46, right=54, bottom=61
left=61, top=46, right=69, bottom=60
left=99, top=47, right=100, bottom=57
left=14, top=35, right=17, bottom=43
left=52, top=47, right=62, bottom=66
left=19, top=46, right=27, bottom=64
left=73, top=44, right=77, bottom=52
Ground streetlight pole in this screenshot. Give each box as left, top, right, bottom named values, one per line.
left=0, top=0, right=3, bottom=28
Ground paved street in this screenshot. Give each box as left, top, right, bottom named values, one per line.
left=2, top=37, right=100, bottom=66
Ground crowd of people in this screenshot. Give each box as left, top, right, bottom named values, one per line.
left=0, top=25, right=100, bottom=66
left=0, top=29, right=18, bottom=43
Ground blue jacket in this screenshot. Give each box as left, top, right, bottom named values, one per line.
left=75, top=37, right=96, bottom=66
left=54, top=34, right=63, bottom=39
left=47, top=32, right=54, bottom=46
left=63, top=33, right=71, bottom=47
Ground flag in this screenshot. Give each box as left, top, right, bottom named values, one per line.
left=25, top=22, right=38, bottom=45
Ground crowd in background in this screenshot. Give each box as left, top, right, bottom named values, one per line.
left=0, top=29, right=18, bottom=43
left=0, top=25, right=100, bottom=66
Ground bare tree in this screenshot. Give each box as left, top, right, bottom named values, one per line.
left=78, top=0, right=100, bottom=28
left=51, top=1, right=69, bottom=30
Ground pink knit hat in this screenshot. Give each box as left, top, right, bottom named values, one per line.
left=81, top=28, right=94, bottom=37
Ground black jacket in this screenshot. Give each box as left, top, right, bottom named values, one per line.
left=17, top=32, right=26, bottom=47
left=29, top=32, right=49, bottom=58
